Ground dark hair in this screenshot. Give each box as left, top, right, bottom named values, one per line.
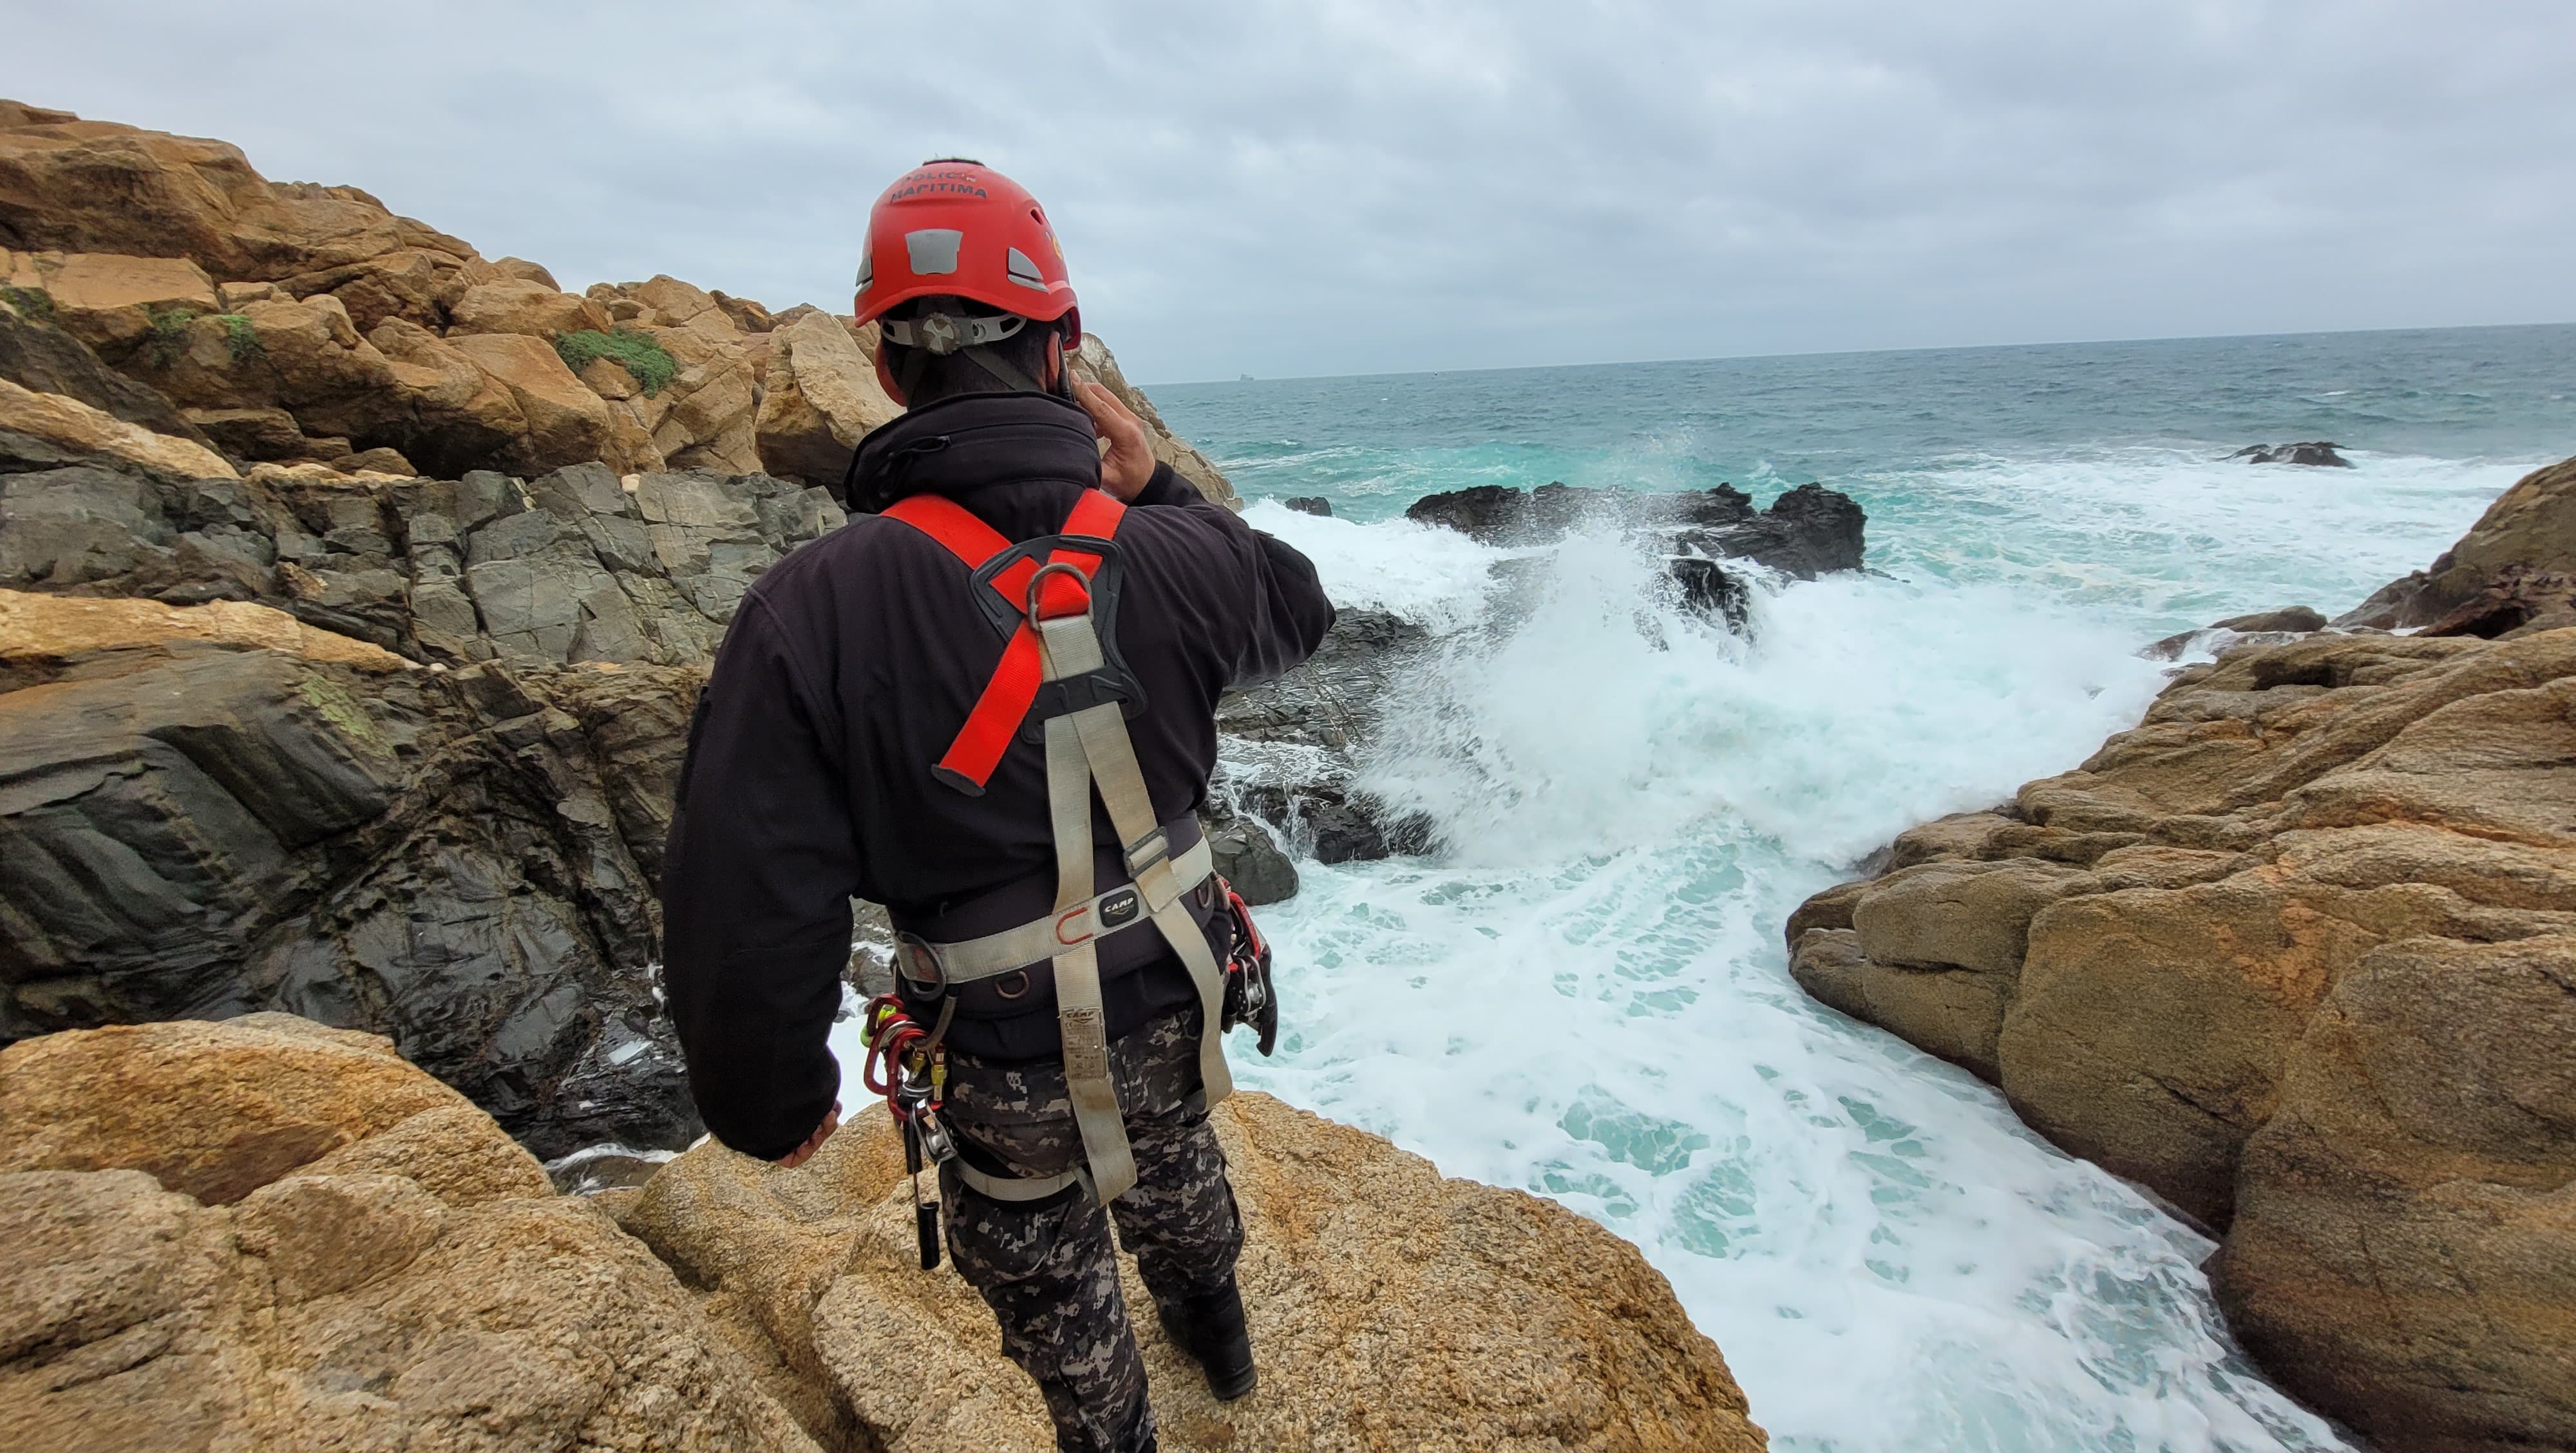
left=878, top=295, right=1062, bottom=405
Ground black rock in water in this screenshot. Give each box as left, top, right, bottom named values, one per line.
left=1213, top=607, right=1441, bottom=868
left=1680, top=482, right=1866, bottom=580
left=1668, top=556, right=1752, bottom=629
left=1202, top=800, right=1300, bottom=906
left=1239, top=780, right=1435, bottom=864
left=1283, top=496, right=1332, bottom=517
left=1404, top=482, right=1531, bottom=540
left=2230, top=442, right=2352, bottom=468
left=1404, top=479, right=1864, bottom=578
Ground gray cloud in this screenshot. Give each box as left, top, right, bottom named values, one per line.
left=16, top=0, right=2575, bottom=381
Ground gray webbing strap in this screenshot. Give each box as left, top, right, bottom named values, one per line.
left=1045, top=709, right=1137, bottom=1203
left=907, top=838, right=1215, bottom=984
left=1156, top=897, right=1235, bottom=1106
left=954, top=1158, right=1086, bottom=1202
left=1061, top=697, right=1235, bottom=1109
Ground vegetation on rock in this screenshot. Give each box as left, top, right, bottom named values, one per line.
left=140, top=301, right=198, bottom=366
left=0, top=284, right=52, bottom=321
left=216, top=310, right=260, bottom=361
left=555, top=326, right=677, bottom=396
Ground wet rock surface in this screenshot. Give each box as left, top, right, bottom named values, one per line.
left=1406, top=479, right=1866, bottom=580
left=1215, top=607, right=1438, bottom=867
left=1787, top=453, right=2576, bottom=1453
left=2141, top=605, right=2329, bottom=661
left=2229, top=441, right=2352, bottom=467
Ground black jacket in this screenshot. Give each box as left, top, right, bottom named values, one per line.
left=662, top=392, right=1334, bottom=1159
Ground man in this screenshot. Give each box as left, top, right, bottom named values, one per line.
left=661, top=158, right=1334, bottom=1453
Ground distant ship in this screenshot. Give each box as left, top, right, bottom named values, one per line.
left=1239, top=374, right=1256, bottom=382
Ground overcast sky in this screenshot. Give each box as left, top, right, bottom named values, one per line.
left=14, top=0, right=2575, bottom=382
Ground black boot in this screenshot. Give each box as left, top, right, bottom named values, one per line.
left=1155, top=1278, right=1258, bottom=1401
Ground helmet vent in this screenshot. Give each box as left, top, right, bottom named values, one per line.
left=905, top=229, right=964, bottom=276
left=1006, top=247, right=1048, bottom=291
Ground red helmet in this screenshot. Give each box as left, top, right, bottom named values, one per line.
left=854, top=158, right=1079, bottom=402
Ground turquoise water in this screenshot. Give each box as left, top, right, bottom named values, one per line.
left=1146, top=325, right=2573, bottom=1451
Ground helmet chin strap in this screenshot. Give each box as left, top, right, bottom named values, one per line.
left=884, top=300, right=1061, bottom=397
left=964, top=345, right=1043, bottom=394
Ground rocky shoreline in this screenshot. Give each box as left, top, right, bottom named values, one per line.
left=0, top=1014, right=1767, bottom=1451
left=0, top=99, right=1786, bottom=1448
left=1785, top=452, right=2576, bottom=1453
left=0, top=100, right=1227, bottom=1159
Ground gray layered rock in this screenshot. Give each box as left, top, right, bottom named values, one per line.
left=0, top=305, right=214, bottom=444
left=0, top=457, right=844, bottom=665
left=1218, top=607, right=1428, bottom=754
left=1215, top=607, right=1438, bottom=868
left=0, top=636, right=704, bottom=1158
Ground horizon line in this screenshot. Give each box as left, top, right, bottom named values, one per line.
left=1139, top=317, right=2576, bottom=392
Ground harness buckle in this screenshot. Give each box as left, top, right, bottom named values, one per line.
left=1124, top=826, right=1171, bottom=878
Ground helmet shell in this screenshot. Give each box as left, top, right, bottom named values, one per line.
left=853, top=160, right=1079, bottom=345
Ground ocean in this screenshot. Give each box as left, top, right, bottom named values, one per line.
left=1142, top=324, right=2576, bottom=1452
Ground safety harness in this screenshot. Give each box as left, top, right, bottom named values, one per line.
left=860, top=487, right=1276, bottom=1268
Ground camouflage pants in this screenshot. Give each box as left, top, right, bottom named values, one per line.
left=938, top=1005, right=1244, bottom=1453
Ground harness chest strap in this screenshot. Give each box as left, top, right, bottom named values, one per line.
left=884, top=490, right=1236, bottom=1207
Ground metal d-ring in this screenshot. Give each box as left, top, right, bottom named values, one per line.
left=894, top=933, right=946, bottom=993
left=1023, top=560, right=1093, bottom=624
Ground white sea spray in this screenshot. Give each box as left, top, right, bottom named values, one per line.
left=1229, top=476, right=2393, bottom=1450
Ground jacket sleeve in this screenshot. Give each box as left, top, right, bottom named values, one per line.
left=1132, top=462, right=1336, bottom=688
left=660, top=593, right=857, bottom=1160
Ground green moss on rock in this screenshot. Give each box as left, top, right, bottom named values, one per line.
left=556, top=328, right=677, bottom=396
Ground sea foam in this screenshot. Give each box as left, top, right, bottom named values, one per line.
left=1232, top=495, right=2358, bottom=1450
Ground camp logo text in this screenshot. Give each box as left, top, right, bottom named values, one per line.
left=890, top=171, right=990, bottom=201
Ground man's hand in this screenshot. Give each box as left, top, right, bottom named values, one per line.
left=1077, top=380, right=1158, bottom=502
left=777, top=1101, right=841, bottom=1168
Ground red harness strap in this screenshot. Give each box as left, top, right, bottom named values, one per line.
left=882, top=490, right=1128, bottom=792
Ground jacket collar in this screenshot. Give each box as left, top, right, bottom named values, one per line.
left=846, top=392, right=1101, bottom=513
